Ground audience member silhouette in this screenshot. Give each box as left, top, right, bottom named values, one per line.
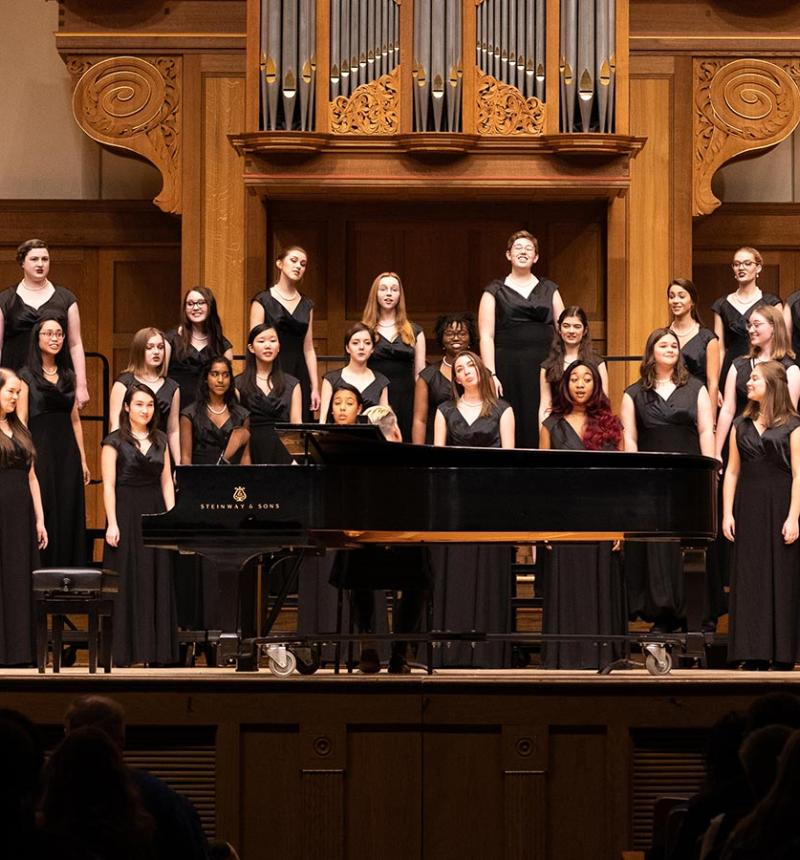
left=0, top=709, right=44, bottom=859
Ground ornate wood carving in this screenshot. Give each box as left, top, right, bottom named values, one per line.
left=694, top=58, right=800, bottom=217
left=475, top=69, right=545, bottom=136
left=71, top=56, right=182, bottom=215
left=329, top=68, right=400, bottom=135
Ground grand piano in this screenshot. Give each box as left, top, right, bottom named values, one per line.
left=143, top=425, right=718, bottom=672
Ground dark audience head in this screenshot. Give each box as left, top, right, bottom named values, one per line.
left=703, top=710, right=748, bottom=788
left=0, top=710, right=44, bottom=846
left=64, top=694, right=126, bottom=749
left=740, top=724, right=792, bottom=801
left=434, top=312, right=477, bottom=354
left=745, top=692, right=800, bottom=735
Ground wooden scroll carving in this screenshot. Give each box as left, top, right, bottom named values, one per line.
left=71, top=56, right=182, bottom=215
left=694, top=58, right=800, bottom=217
left=475, top=69, right=545, bottom=136
left=329, top=68, right=400, bottom=135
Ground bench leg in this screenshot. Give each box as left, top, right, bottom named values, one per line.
left=87, top=607, right=99, bottom=674
left=52, top=614, right=64, bottom=673
left=35, top=603, right=48, bottom=673
left=100, top=613, right=113, bottom=673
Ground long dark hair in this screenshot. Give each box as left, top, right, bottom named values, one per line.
left=667, top=278, right=703, bottom=325
left=175, top=286, right=227, bottom=359
left=238, top=324, right=287, bottom=404
left=26, top=317, right=75, bottom=386
left=195, top=355, right=239, bottom=411
left=639, top=328, right=690, bottom=389
left=118, top=383, right=160, bottom=449
left=434, top=312, right=477, bottom=352
left=552, top=360, right=622, bottom=450
left=542, top=306, right=601, bottom=385
left=0, top=369, right=35, bottom=467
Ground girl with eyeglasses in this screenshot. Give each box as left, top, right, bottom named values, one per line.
left=712, top=247, right=781, bottom=391
left=17, top=317, right=89, bottom=568
left=165, top=286, right=233, bottom=409
left=479, top=230, right=564, bottom=448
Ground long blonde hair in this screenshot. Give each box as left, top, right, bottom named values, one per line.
left=361, top=272, right=415, bottom=347
left=743, top=360, right=797, bottom=428
left=125, top=327, right=167, bottom=379
left=748, top=303, right=794, bottom=361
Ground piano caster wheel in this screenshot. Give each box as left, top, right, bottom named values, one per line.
left=266, top=644, right=297, bottom=677
left=644, top=644, right=673, bottom=676
left=294, top=645, right=321, bottom=675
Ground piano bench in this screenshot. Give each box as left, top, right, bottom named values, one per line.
left=33, top=568, right=118, bottom=674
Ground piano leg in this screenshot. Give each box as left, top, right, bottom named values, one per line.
left=677, top=547, right=709, bottom=668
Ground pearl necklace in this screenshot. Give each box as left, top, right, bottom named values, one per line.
left=273, top=286, right=300, bottom=302
left=42, top=366, right=58, bottom=376
left=207, top=403, right=228, bottom=415
left=441, top=356, right=453, bottom=368
left=131, top=430, right=149, bottom=440
left=670, top=321, right=698, bottom=337
left=460, top=398, right=482, bottom=407
left=256, top=372, right=271, bottom=382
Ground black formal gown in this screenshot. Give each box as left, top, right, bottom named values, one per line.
left=164, top=329, right=233, bottom=409
left=0, top=284, right=77, bottom=372
left=787, top=290, right=800, bottom=357
left=19, top=368, right=86, bottom=568
left=235, top=373, right=298, bottom=464
left=251, top=291, right=315, bottom=420
left=418, top=362, right=453, bottom=444
left=368, top=323, right=423, bottom=442
left=711, top=293, right=781, bottom=384
left=483, top=277, right=559, bottom=448
left=624, top=377, right=704, bottom=626
left=322, top=368, right=389, bottom=422
left=115, top=372, right=179, bottom=433
left=179, top=402, right=250, bottom=632
left=101, top=430, right=177, bottom=666
left=0, top=436, right=38, bottom=665
left=432, top=398, right=514, bottom=667
left=674, top=327, right=718, bottom=388
left=727, top=415, right=800, bottom=664
left=540, top=415, right=626, bottom=669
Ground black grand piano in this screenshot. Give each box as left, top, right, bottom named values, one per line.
left=143, top=425, right=718, bottom=672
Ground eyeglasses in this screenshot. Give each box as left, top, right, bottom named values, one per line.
left=40, top=330, right=64, bottom=340
left=186, top=299, right=208, bottom=309
left=746, top=321, right=767, bottom=331
left=731, top=261, right=757, bottom=270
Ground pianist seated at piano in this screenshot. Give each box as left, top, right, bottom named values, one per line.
left=329, top=405, right=431, bottom=674
left=101, top=383, right=178, bottom=667
left=235, top=323, right=300, bottom=464
left=432, top=350, right=515, bottom=668
left=539, top=360, right=626, bottom=669
left=319, top=323, right=389, bottom=424
left=621, top=328, right=715, bottom=634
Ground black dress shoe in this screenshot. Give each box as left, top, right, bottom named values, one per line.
left=357, top=648, right=381, bottom=674
left=771, top=661, right=796, bottom=671
left=740, top=660, right=770, bottom=671
left=388, top=653, right=411, bottom=674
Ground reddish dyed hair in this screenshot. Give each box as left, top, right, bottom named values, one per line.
left=552, top=360, right=622, bottom=451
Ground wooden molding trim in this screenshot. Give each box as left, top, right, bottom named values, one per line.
left=475, top=68, right=546, bottom=136
left=693, top=58, right=800, bottom=217
left=70, top=55, right=183, bottom=215
left=329, top=68, right=400, bottom=135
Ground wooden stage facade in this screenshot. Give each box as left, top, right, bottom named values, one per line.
left=5, top=666, right=800, bottom=860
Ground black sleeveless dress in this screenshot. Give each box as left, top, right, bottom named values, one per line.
left=623, top=377, right=704, bottom=626
left=114, top=372, right=179, bottom=433
left=322, top=368, right=389, bottom=422
left=540, top=415, right=626, bottom=669
left=711, top=293, right=781, bottom=384
left=674, top=328, right=718, bottom=388
left=483, top=277, right=559, bottom=448
left=101, top=430, right=177, bottom=666
left=0, top=284, right=77, bottom=371
left=787, top=290, right=800, bottom=356
left=19, top=368, right=86, bottom=568
left=728, top=415, right=800, bottom=664
left=251, top=291, right=315, bottom=421
left=0, top=436, right=38, bottom=665
left=418, top=362, right=453, bottom=444
left=368, top=323, right=424, bottom=442
left=235, top=373, right=298, bottom=464
left=165, top=329, right=233, bottom=409
left=432, top=398, right=514, bottom=667
left=180, top=402, right=249, bottom=464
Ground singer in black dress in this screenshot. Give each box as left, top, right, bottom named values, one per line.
left=101, top=384, right=177, bottom=667
left=479, top=230, right=564, bottom=448
left=784, top=290, right=800, bottom=357
left=539, top=361, right=625, bottom=669
left=712, top=246, right=781, bottom=386
left=0, top=369, right=47, bottom=666
left=433, top=351, right=515, bottom=667
left=361, top=272, right=426, bottom=443
left=723, top=361, right=800, bottom=668
left=250, top=246, right=319, bottom=419
left=236, top=324, right=301, bottom=464
left=412, top=313, right=477, bottom=444
left=621, top=328, right=715, bottom=632
left=18, top=318, right=89, bottom=568
left=165, top=287, right=233, bottom=409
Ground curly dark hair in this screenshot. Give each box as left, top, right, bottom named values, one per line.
left=552, top=360, right=621, bottom=450
left=434, top=313, right=477, bottom=352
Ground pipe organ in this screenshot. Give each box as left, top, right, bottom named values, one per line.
left=257, top=0, right=623, bottom=137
